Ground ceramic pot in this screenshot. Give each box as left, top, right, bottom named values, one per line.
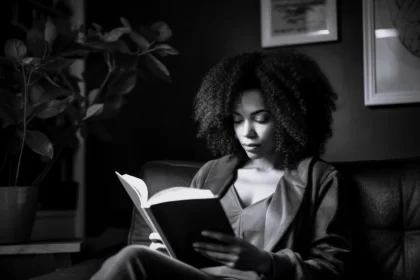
left=0, top=186, right=38, bottom=244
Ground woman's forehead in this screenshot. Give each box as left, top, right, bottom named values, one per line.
left=233, top=89, right=266, bottom=110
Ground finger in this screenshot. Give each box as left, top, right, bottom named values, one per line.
left=149, top=232, right=163, bottom=243
left=193, top=242, right=235, bottom=253
left=195, top=248, right=237, bottom=263
left=150, top=242, right=167, bottom=251
left=201, top=231, right=238, bottom=244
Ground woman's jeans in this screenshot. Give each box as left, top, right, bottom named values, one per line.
left=90, top=245, right=218, bottom=280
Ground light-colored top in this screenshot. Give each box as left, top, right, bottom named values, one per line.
left=201, top=185, right=273, bottom=280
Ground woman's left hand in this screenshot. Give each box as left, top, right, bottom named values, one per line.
left=193, top=231, right=272, bottom=274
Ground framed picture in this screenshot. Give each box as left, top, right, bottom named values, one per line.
left=260, top=0, right=338, bottom=47
left=363, top=0, right=420, bottom=106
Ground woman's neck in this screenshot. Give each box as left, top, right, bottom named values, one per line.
left=243, top=153, right=282, bottom=171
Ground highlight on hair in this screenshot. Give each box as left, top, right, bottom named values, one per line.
left=193, top=50, right=337, bottom=168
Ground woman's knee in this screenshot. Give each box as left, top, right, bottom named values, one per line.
left=117, top=245, right=151, bottom=260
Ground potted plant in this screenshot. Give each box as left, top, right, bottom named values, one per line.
left=0, top=3, right=178, bottom=244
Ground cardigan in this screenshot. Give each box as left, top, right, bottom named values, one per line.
left=190, top=153, right=352, bottom=280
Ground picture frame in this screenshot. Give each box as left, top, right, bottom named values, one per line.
left=363, top=0, right=420, bottom=106
left=260, top=0, right=338, bottom=47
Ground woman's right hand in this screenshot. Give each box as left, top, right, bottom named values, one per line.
left=149, top=232, right=169, bottom=255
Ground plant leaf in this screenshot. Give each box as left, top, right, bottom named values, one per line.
left=26, top=27, right=47, bottom=57
left=120, top=17, right=132, bottom=29
left=150, top=21, right=172, bottom=42
left=24, top=130, right=54, bottom=159
left=35, top=96, right=72, bottom=119
left=87, top=88, right=100, bottom=105
left=44, top=18, right=57, bottom=45
left=102, top=27, right=130, bottom=42
left=129, top=31, right=150, bottom=51
left=84, top=103, right=104, bottom=120
left=144, top=54, right=171, bottom=82
left=37, top=87, right=73, bottom=105
left=107, top=70, right=137, bottom=96
left=154, top=44, right=179, bottom=57
left=42, top=57, right=75, bottom=71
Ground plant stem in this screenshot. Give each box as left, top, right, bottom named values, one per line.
left=94, top=51, right=113, bottom=103
left=14, top=65, right=30, bottom=187
left=32, top=147, right=62, bottom=187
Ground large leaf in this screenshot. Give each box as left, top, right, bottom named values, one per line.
left=44, top=18, right=57, bottom=45
left=24, top=130, right=54, bottom=159
left=129, top=31, right=150, bottom=52
left=31, top=86, right=72, bottom=106
left=3, top=39, right=27, bottom=60
left=42, top=57, right=75, bottom=71
left=100, top=96, right=124, bottom=119
left=144, top=54, right=171, bottom=82
left=150, top=21, right=172, bottom=42
left=87, top=88, right=100, bottom=105
left=83, top=103, right=104, bottom=120
left=107, top=70, right=137, bottom=96
left=35, top=96, right=72, bottom=119
left=154, top=44, right=179, bottom=57
left=26, top=27, right=47, bottom=57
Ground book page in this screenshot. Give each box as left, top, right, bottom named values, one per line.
left=119, top=173, right=149, bottom=204
left=115, top=172, right=157, bottom=231
left=147, top=187, right=214, bottom=207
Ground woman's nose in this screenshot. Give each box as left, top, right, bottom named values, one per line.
left=242, top=121, right=256, bottom=138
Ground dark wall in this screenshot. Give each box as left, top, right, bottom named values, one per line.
left=85, top=0, right=420, bottom=234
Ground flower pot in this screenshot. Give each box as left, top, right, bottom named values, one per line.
left=0, top=185, right=39, bottom=244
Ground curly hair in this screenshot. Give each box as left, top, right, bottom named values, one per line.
left=193, top=50, right=337, bottom=168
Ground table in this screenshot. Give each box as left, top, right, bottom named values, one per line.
left=0, top=240, right=84, bottom=280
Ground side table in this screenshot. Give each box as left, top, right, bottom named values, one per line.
left=0, top=240, right=84, bottom=280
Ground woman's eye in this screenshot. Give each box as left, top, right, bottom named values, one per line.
left=254, top=114, right=269, bottom=123
left=233, top=118, right=243, bottom=124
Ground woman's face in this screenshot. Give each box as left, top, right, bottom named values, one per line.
left=232, top=89, right=276, bottom=159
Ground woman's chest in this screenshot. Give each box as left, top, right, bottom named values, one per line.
left=234, top=169, right=284, bottom=207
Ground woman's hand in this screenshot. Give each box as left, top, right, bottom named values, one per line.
left=193, top=231, right=272, bottom=274
left=149, top=232, right=169, bottom=255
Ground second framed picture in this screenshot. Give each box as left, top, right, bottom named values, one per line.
left=260, top=0, right=338, bottom=47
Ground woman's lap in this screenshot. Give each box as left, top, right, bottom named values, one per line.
left=90, top=245, right=219, bottom=280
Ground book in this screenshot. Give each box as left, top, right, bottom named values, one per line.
left=115, top=171, right=235, bottom=268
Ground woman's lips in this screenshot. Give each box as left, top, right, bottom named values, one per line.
left=243, top=144, right=261, bottom=152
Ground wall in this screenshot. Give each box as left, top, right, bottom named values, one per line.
left=85, top=0, right=420, bottom=234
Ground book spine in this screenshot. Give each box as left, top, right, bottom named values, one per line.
left=145, top=208, right=176, bottom=259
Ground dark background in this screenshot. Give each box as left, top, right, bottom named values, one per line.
left=2, top=0, right=420, bottom=236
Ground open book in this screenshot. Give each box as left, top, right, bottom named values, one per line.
left=115, top=172, right=235, bottom=268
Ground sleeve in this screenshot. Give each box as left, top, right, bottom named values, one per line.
left=266, top=170, right=352, bottom=280
left=189, top=160, right=215, bottom=189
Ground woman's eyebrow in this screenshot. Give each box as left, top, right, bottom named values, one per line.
left=232, top=109, right=268, bottom=115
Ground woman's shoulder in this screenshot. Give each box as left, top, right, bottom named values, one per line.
left=196, top=154, right=237, bottom=175
left=293, top=156, right=342, bottom=186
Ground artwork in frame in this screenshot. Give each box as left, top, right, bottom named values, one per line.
left=260, top=0, right=338, bottom=48
left=363, top=0, right=420, bottom=106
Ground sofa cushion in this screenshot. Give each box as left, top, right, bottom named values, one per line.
left=335, top=158, right=420, bottom=280
left=127, top=160, right=202, bottom=245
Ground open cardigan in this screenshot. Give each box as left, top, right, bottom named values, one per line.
left=190, top=154, right=352, bottom=280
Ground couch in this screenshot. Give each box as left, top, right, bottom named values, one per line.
left=127, top=158, right=420, bottom=280
left=34, top=157, right=420, bottom=280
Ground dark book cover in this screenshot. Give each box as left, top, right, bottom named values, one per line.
left=147, top=198, right=235, bottom=268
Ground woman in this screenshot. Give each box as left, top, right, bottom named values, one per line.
left=90, top=50, right=352, bottom=280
